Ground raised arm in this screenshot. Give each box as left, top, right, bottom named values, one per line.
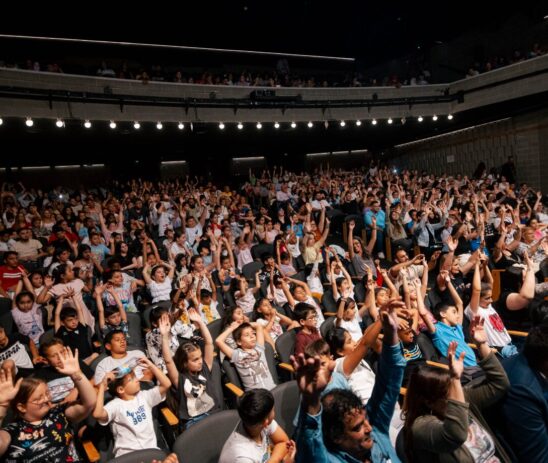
left=342, top=318, right=382, bottom=376
left=215, top=322, right=239, bottom=359
left=54, top=295, right=65, bottom=332
left=506, top=251, right=536, bottom=310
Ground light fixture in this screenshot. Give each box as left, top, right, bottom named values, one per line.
left=109, top=121, right=116, bottom=129
left=237, top=122, right=243, bottom=130
left=219, top=122, right=225, bottom=130
left=25, top=117, right=34, bottom=127
left=340, top=120, right=346, bottom=127
left=256, top=122, right=262, bottom=129
left=274, top=122, right=280, bottom=129
left=55, top=119, right=64, bottom=128
left=432, top=115, right=438, bottom=121
left=290, top=122, right=296, bottom=128
left=417, top=116, right=423, bottom=122
left=355, top=120, right=362, bottom=126
left=387, top=118, right=393, bottom=124
left=0, top=118, right=3, bottom=126
left=447, top=114, right=454, bottom=120
left=178, top=122, right=185, bottom=130
left=371, top=119, right=377, bottom=125
left=133, top=121, right=141, bottom=130
left=400, top=117, right=407, bottom=125
left=307, top=121, right=313, bottom=128
left=156, top=122, right=163, bottom=130
left=84, top=120, right=92, bottom=129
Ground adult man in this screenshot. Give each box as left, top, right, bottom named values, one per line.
left=501, top=324, right=548, bottom=462
left=11, top=228, right=45, bottom=268
left=364, top=200, right=386, bottom=258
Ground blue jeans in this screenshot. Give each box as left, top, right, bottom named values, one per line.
left=184, top=412, right=210, bottom=430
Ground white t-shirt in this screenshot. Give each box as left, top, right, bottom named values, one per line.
left=464, top=304, right=511, bottom=347
left=219, top=419, right=278, bottom=463
left=338, top=311, right=363, bottom=342
left=102, top=386, right=165, bottom=458
left=231, top=344, right=276, bottom=391
left=147, top=276, right=172, bottom=303
left=94, top=350, right=146, bottom=384
left=236, top=289, right=256, bottom=314
left=334, top=357, right=376, bottom=405
left=186, top=224, right=203, bottom=245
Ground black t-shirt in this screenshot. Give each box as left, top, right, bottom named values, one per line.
left=34, top=361, right=94, bottom=403
left=177, top=364, right=222, bottom=421
left=55, top=323, right=93, bottom=359
left=496, top=291, right=531, bottom=331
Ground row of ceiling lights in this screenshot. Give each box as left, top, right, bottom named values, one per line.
left=0, top=114, right=454, bottom=129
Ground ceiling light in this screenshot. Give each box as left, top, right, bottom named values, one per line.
left=178, top=122, right=185, bottom=130
left=274, top=122, right=280, bottom=129
left=432, top=115, right=438, bottom=121
left=290, top=122, right=296, bottom=128
left=256, top=122, right=262, bottom=129
left=340, top=120, right=346, bottom=127
left=355, top=120, right=362, bottom=126
left=55, top=119, right=64, bottom=128
left=447, top=114, right=454, bottom=120
left=25, top=117, right=34, bottom=127
left=133, top=121, right=141, bottom=130
left=371, top=119, right=377, bottom=125
left=109, top=121, right=116, bottom=129
left=84, top=120, right=91, bottom=129
left=156, top=122, right=163, bottom=130
left=417, top=116, right=423, bottom=122
left=237, top=122, right=243, bottom=130
left=307, top=121, right=313, bottom=128
left=387, top=118, right=393, bottom=124
left=219, top=122, right=225, bottom=130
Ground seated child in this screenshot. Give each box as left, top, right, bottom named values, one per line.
left=11, top=290, right=44, bottom=347
left=294, top=303, right=322, bottom=356
left=96, top=283, right=129, bottom=339
left=93, top=356, right=171, bottom=458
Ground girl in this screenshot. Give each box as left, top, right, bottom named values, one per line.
left=0, top=349, right=96, bottom=462
left=219, top=306, right=249, bottom=361
left=143, top=261, right=175, bottom=304
left=74, top=244, right=102, bottom=280
left=47, top=248, right=73, bottom=276
left=334, top=297, right=369, bottom=342
left=11, top=290, right=45, bottom=346
left=21, top=271, right=45, bottom=298
left=234, top=223, right=254, bottom=271
left=230, top=273, right=261, bottom=315
left=112, top=241, right=138, bottom=272
left=160, top=310, right=221, bottom=429
left=347, top=219, right=377, bottom=279
left=252, top=298, right=298, bottom=345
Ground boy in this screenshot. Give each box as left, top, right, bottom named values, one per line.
left=219, top=389, right=295, bottom=463
left=294, top=303, right=321, bottom=356
left=216, top=322, right=276, bottom=391
left=96, top=283, right=129, bottom=338
left=94, top=330, right=149, bottom=384
left=196, top=273, right=220, bottom=324
left=0, top=323, right=42, bottom=377
left=0, top=251, right=25, bottom=298
left=54, top=294, right=98, bottom=365
left=93, top=356, right=171, bottom=458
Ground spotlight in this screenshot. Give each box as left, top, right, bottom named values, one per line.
left=340, top=120, right=346, bottom=127
left=290, top=122, right=296, bottom=128
left=0, top=118, right=3, bottom=126
left=355, top=120, right=362, bottom=126
left=178, top=122, right=185, bottom=130
left=417, top=116, right=423, bottom=122
left=133, top=121, right=141, bottom=130
left=219, top=122, right=225, bottom=130
left=307, top=121, right=313, bottom=128
left=432, top=115, right=438, bottom=121
left=256, top=122, right=262, bottom=129
left=371, top=119, right=377, bottom=125
left=274, top=122, right=280, bottom=129
left=387, top=118, right=393, bottom=124
left=156, top=122, right=163, bottom=130
left=25, top=117, right=34, bottom=127
left=84, top=120, right=92, bottom=129
left=55, top=119, right=64, bottom=128
left=447, top=114, right=454, bottom=120
left=109, top=121, right=117, bottom=129
left=237, top=122, right=243, bottom=130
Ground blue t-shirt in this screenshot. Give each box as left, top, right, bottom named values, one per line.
left=431, top=322, right=477, bottom=367
left=90, top=243, right=110, bottom=262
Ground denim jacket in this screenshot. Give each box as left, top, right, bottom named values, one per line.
left=296, top=343, right=405, bottom=463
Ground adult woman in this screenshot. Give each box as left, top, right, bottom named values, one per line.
left=0, top=348, right=96, bottom=461
left=347, top=219, right=376, bottom=278
left=386, top=206, right=413, bottom=255
left=402, top=318, right=511, bottom=463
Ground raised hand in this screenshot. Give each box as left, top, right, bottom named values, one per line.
left=55, top=347, right=81, bottom=377
left=470, top=316, right=488, bottom=346
left=379, top=299, right=407, bottom=343
left=159, top=313, right=172, bottom=337
left=0, top=368, right=23, bottom=407
left=290, top=354, right=330, bottom=399
left=348, top=220, right=355, bottom=231
left=188, top=308, right=202, bottom=324
left=447, top=341, right=465, bottom=379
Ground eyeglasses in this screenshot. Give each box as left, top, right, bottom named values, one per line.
left=306, top=314, right=319, bottom=321
left=29, top=390, right=52, bottom=406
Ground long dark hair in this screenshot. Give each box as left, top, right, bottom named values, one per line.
left=402, top=365, right=451, bottom=461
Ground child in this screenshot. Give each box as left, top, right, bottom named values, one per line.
left=143, top=261, right=175, bottom=304
left=334, top=297, right=369, bottom=342
left=281, top=277, right=324, bottom=329
left=219, top=306, right=249, bottom=361
left=219, top=388, right=295, bottom=463
left=330, top=257, right=355, bottom=301
left=160, top=309, right=222, bottom=429
left=93, top=356, right=171, bottom=458
left=253, top=298, right=298, bottom=345
left=21, top=270, right=45, bottom=298
left=0, top=323, right=42, bottom=377
left=11, top=290, right=45, bottom=346
left=231, top=273, right=261, bottom=315
left=94, top=330, right=148, bottom=385
left=305, top=262, right=324, bottom=301
left=293, top=303, right=322, bottom=356
left=466, top=260, right=517, bottom=357
left=267, top=273, right=289, bottom=307
left=54, top=295, right=98, bottom=365
left=96, top=283, right=129, bottom=339
left=216, top=322, right=276, bottom=391
left=145, top=305, right=194, bottom=373
left=195, top=272, right=220, bottom=324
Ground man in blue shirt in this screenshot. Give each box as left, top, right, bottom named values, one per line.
left=293, top=300, right=406, bottom=463
left=364, top=201, right=386, bottom=258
